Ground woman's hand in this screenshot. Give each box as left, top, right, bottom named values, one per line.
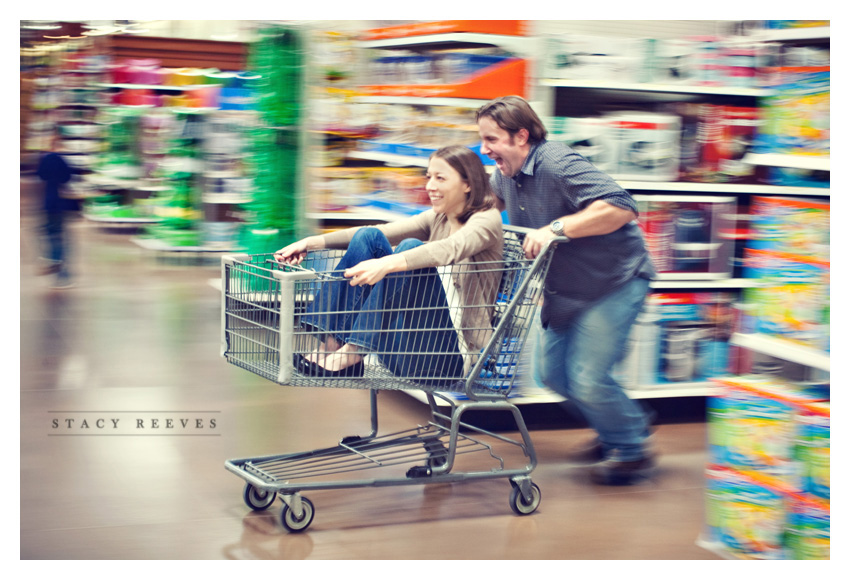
left=344, top=254, right=406, bottom=286
left=274, top=236, right=323, bottom=265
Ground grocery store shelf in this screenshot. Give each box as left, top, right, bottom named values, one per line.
left=743, top=153, right=830, bottom=171
left=361, top=20, right=529, bottom=42
left=353, top=95, right=491, bottom=107
left=649, top=279, right=760, bottom=289
left=730, top=332, right=829, bottom=371
left=83, top=213, right=161, bottom=225
left=361, top=57, right=528, bottom=100
left=94, top=83, right=221, bottom=91
left=308, top=206, right=417, bottom=223
left=131, top=236, right=238, bottom=254
left=541, top=78, right=773, bottom=97
left=619, top=180, right=829, bottom=197
left=406, top=381, right=717, bottom=406
left=652, top=272, right=737, bottom=281
left=348, top=150, right=430, bottom=167
left=748, top=26, right=830, bottom=42
left=348, top=149, right=496, bottom=173
left=360, top=32, right=530, bottom=54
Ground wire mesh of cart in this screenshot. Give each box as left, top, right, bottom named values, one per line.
left=221, top=225, right=565, bottom=532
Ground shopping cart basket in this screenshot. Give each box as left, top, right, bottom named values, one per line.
left=221, top=225, right=565, bottom=531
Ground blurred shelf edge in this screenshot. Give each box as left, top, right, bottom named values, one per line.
left=747, top=26, right=830, bottom=42
left=334, top=153, right=831, bottom=195
left=540, top=78, right=774, bottom=97
left=406, top=381, right=719, bottom=406
left=131, top=236, right=239, bottom=254
left=742, top=153, right=830, bottom=172
left=359, top=32, right=531, bottom=54
left=352, top=95, right=490, bottom=107
left=620, top=180, right=828, bottom=197
left=729, top=332, right=829, bottom=371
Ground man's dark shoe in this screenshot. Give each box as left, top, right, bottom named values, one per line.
left=590, top=450, right=657, bottom=485
left=565, top=437, right=607, bottom=464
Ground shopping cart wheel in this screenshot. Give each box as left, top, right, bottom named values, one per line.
left=243, top=483, right=276, bottom=511
left=281, top=497, right=315, bottom=533
left=509, top=482, right=541, bottom=516
left=424, top=439, right=448, bottom=468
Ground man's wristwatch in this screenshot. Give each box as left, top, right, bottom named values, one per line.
left=550, top=220, right=569, bottom=240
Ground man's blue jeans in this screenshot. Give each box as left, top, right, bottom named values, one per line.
left=301, top=228, right=463, bottom=385
left=44, top=211, right=69, bottom=279
left=534, top=276, right=652, bottom=461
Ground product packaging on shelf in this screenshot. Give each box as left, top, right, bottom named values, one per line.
left=755, top=64, right=829, bottom=158
left=543, top=35, right=654, bottom=83
left=708, top=376, right=828, bottom=483
left=671, top=103, right=762, bottom=183
left=704, top=374, right=830, bottom=560
left=705, top=466, right=788, bottom=559
left=795, top=402, right=830, bottom=501
left=547, top=112, right=680, bottom=181
left=656, top=292, right=734, bottom=384
left=785, top=495, right=830, bottom=560
left=747, top=196, right=829, bottom=262
left=617, top=292, right=734, bottom=389
left=741, top=248, right=829, bottom=351
left=311, top=166, right=428, bottom=213
left=604, top=111, right=681, bottom=181
left=635, top=195, right=736, bottom=278
left=546, top=116, right=614, bottom=172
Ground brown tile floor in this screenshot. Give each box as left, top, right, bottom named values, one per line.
left=20, top=180, right=720, bottom=560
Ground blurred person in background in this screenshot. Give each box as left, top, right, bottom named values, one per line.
left=476, top=95, right=656, bottom=485
left=275, top=145, right=502, bottom=386
left=36, top=129, right=74, bottom=289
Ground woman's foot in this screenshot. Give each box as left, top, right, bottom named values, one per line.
left=315, top=344, right=363, bottom=372
left=303, top=335, right=344, bottom=364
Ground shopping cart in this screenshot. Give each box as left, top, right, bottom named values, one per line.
left=221, top=225, right=564, bottom=532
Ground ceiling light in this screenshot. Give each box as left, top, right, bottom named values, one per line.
left=22, top=21, right=62, bottom=30
left=82, top=27, right=121, bottom=36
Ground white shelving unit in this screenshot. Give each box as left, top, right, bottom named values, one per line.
left=352, top=95, right=490, bottom=107
left=533, top=26, right=829, bottom=403
left=748, top=26, right=830, bottom=42
left=729, top=333, right=829, bottom=372
left=407, top=380, right=720, bottom=407
left=742, top=153, right=830, bottom=172
left=540, top=78, right=773, bottom=98
left=321, top=22, right=831, bottom=406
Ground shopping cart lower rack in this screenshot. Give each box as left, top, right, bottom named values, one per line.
left=221, top=225, right=564, bottom=532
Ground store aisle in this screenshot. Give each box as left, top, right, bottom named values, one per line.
left=19, top=181, right=719, bottom=560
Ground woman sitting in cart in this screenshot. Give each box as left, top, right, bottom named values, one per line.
left=275, top=144, right=503, bottom=385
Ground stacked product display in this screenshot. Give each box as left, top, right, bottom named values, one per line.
left=702, top=376, right=829, bottom=559
left=236, top=23, right=308, bottom=254
left=742, top=195, right=829, bottom=353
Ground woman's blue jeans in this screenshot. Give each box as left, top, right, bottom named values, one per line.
left=534, top=276, right=652, bottom=461
left=301, top=228, right=463, bottom=385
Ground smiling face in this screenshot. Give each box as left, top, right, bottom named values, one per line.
left=426, top=156, right=470, bottom=221
left=478, top=115, right=530, bottom=178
